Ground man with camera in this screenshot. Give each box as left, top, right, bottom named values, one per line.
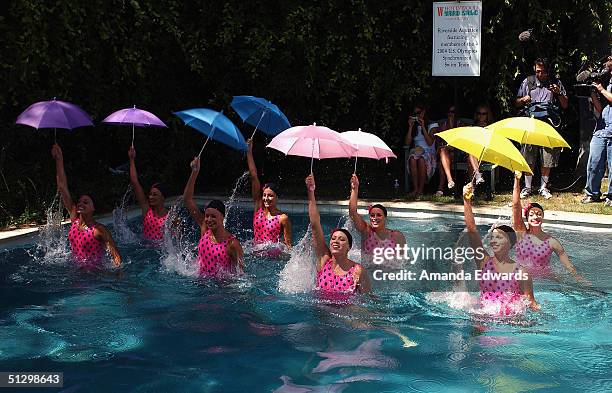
left=515, top=58, right=569, bottom=199
left=582, top=56, right=612, bottom=206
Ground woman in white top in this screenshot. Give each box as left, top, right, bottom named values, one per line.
left=404, top=104, right=437, bottom=199
left=469, top=104, right=495, bottom=185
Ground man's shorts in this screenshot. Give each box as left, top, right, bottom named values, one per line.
left=521, top=145, right=561, bottom=169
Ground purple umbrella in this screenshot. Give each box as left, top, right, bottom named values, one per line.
left=102, top=105, right=168, bottom=147
left=15, top=97, right=94, bottom=142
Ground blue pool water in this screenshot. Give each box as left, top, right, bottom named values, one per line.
left=0, top=211, right=611, bottom=392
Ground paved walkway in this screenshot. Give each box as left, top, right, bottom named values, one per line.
left=2, top=195, right=611, bottom=247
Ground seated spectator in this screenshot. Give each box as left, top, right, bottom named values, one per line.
left=432, top=104, right=462, bottom=196
left=404, top=104, right=437, bottom=199
left=468, top=104, right=495, bottom=185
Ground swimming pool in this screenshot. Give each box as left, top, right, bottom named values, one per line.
left=0, top=210, right=610, bottom=392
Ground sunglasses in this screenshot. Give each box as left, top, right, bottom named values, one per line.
left=477, top=112, right=488, bottom=116
left=448, top=110, right=456, bottom=114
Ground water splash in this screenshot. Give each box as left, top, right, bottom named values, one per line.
left=112, top=185, right=139, bottom=244
left=278, top=226, right=316, bottom=294
left=223, top=171, right=250, bottom=236
left=160, top=198, right=198, bottom=277
left=336, top=213, right=362, bottom=263
left=30, top=192, right=70, bottom=263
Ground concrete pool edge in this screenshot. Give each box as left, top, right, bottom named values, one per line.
left=1, top=195, right=611, bottom=247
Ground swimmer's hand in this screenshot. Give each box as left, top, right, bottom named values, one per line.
left=529, top=300, right=541, bottom=312
left=128, top=146, right=136, bottom=160
left=305, top=174, right=316, bottom=192
left=351, top=173, right=359, bottom=190
left=514, top=170, right=522, bottom=179
left=463, top=183, right=474, bottom=201
left=190, top=157, right=200, bottom=172
left=51, top=143, right=63, bottom=161
left=573, top=273, right=592, bottom=286
left=112, top=254, right=121, bottom=268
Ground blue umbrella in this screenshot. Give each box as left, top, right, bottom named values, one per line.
left=231, top=95, right=291, bottom=139
left=174, top=108, right=247, bottom=157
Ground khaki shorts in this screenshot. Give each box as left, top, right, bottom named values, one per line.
left=521, top=145, right=561, bottom=169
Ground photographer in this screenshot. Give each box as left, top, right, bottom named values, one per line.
left=582, top=56, right=612, bottom=206
left=515, top=58, right=569, bottom=200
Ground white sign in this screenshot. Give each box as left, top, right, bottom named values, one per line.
left=432, top=1, right=482, bottom=76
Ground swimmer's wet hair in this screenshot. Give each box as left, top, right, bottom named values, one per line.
left=205, top=199, right=226, bottom=216
left=330, top=228, right=353, bottom=249
left=262, top=182, right=280, bottom=197
left=368, top=203, right=387, bottom=216
left=494, top=225, right=517, bottom=247
left=151, top=182, right=170, bottom=199
left=77, top=193, right=97, bottom=210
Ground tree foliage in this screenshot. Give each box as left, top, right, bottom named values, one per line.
left=1, top=0, right=610, bottom=225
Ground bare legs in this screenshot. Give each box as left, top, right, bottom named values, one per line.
left=437, top=147, right=454, bottom=192
left=408, top=157, right=427, bottom=198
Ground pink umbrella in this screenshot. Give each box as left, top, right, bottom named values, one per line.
left=340, top=128, right=397, bottom=173
left=102, top=105, right=167, bottom=147
left=266, top=123, right=357, bottom=173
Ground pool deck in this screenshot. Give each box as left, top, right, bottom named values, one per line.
left=1, top=195, right=610, bottom=248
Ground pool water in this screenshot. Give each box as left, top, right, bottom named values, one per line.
left=0, top=211, right=610, bottom=392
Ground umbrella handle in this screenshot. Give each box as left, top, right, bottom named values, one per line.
left=472, top=149, right=486, bottom=183
left=310, top=139, right=315, bottom=174
left=131, top=124, right=135, bottom=148
left=54, top=128, right=57, bottom=144
left=250, top=111, right=267, bottom=139
left=354, top=156, right=358, bottom=174
left=198, top=127, right=216, bottom=158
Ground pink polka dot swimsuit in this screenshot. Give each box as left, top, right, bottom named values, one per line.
left=515, top=234, right=553, bottom=277
left=143, top=208, right=167, bottom=241
left=197, top=229, right=235, bottom=277
left=362, top=227, right=397, bottom=255
left=253, top=207, right=282, bottom=244
left=479, top=257, right=525, bottom=316
left=68, top=218, right=105, bottom=265
left=316, top=257, right=360, bottom=300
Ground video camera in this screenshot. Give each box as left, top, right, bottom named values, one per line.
left=574, top=57, right=612, bottom=97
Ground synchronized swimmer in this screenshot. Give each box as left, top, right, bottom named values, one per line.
left=128, top=146, right=169, bottom=242
left=51, top=144, right=122, bottom=268
left=246, top=138, right=292, bottom=255
left=46, top=142, right=591, bottom=316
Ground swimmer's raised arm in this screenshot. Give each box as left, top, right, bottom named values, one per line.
left=246, top=139, right=262, bottom=209
left=51, top=143, right=76, bottom=219
left=128, top=146, right=149, bottom=216
left=512, top=173, right=527, bottom=233
left=183, top=157, right=204, bottom=227
left=349, top=174, right=368, bottom=234
left=463, top=183, right=487, bottom=267
left=306, top=174, right=328, bottom=267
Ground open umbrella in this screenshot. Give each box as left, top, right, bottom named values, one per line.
left=436, top=127, right=532, bottom=175
left=231, top=95, right=291, bottom=138
left=340, top=128, right=397, bottom=173
left=15, top=97, right=93, bottom=142
left=266, top=123, right=357, bottom=173
left=102, top=105, right=168, bottom=147
left=174, top=108, right=247, bottom=156
left=486, top=117, right=570, bottom=148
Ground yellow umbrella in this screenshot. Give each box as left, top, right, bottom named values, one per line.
left=487, top=117, right=570, bottom=148
left=436, top=127, right=533, bottom=174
